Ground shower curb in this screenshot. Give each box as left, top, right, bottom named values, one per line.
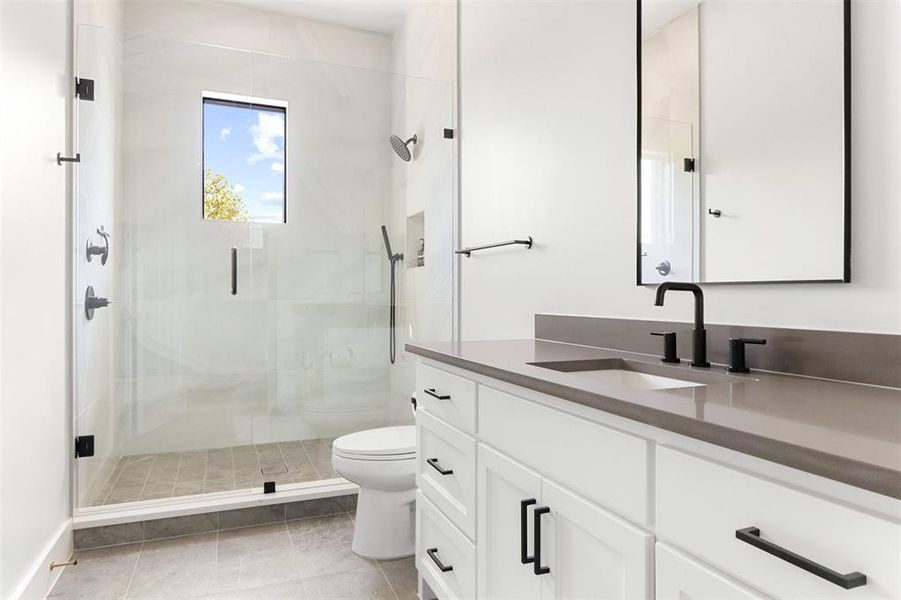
left=74, top=492, right=358, bottom=550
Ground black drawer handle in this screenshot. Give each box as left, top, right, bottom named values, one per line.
left=427, top=547, right=453, bottom=572
left=533, top=506, right=550, bottom=575
left=735, top=527, right=866, bottom=589
left=521, top=498, right=536, bottom=564
left=427, top=458, right=453, bottom=475
left=424, top=388, right=451, bottom=400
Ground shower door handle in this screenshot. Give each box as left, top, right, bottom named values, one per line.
left=230, top=248, right=237, bottom=295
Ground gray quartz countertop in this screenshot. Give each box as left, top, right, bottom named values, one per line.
left=406, top=339, right=901, bottom=500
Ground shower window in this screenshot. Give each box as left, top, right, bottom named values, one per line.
left=202, top=92, right=287, bottom=223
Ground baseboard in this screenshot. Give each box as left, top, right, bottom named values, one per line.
left=13, top=519, right=73, bottom=600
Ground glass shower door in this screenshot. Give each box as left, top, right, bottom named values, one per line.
left=74, top=26, right=270, bottom=508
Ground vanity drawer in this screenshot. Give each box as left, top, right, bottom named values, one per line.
left=417, top=363, right=477, bottom=434
left=417, top=409, right=477, bottom=540
left=657, top=447, right=901, bottom=600
left=417, top=491, right=476, bottom=600
left=656, top=543, right=768, bottom=600
left=478, top=385, right=651, bottom=526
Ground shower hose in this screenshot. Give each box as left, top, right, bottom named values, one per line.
left=389, top=257, right=397, bottom=364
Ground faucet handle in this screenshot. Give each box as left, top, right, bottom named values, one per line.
left=727, top=338, right=767, bottom=373
left=650, top=331, right=680, bottom=364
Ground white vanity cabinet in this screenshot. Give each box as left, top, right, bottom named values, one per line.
left=536, top=478, right=653, bottom=599
left=475, top=443, right=653, bottom=600
left=414, top=360, right=901, bottom=600
left=477, top=445, right=542, bottom=599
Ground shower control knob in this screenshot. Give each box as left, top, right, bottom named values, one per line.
left=655, top=260, right=671, bottom=276
left=86, top=226, right=111, bottom=265
left=85, top=286, right=110, bottom=320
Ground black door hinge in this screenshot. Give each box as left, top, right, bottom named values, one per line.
left=263, top=481, right=276, bottom=494
left=75, top=435, right=95, bottom=458
left=443, top=128, right=454, bottom=139
left=75, top=78, right=95, bottom=101
left=683, top=157, right=696, bottom=172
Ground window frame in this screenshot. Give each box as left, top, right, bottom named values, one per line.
left=201, top=90, right=288, bottom=224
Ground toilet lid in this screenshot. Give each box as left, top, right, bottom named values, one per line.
left=332, top=425, right=416, bottom=458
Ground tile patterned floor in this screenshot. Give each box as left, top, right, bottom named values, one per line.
left=92, top=440, right=338, bottom=506
left=50, top=512, right=418, bottom=599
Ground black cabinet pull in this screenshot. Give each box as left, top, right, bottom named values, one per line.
left=426, top=547, right=453, bottom=573
left=427, top=458, right=453, bottom=475
left=533, top=506, right=550, bottom=575
left=520, top=499, right=536, bottom=564
left=230, top=248, right=237, bottom=295
left=735, top=527, right=866, bottom=589
left=424, top=388, right=450, bottom=400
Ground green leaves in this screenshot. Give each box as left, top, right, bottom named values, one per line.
left=203, top=168, right=249, bottom=222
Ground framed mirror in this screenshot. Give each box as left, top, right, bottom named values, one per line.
left=637, top=0, right=850, bottom=284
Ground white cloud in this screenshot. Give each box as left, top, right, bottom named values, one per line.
left=261, top=191, right=283, bottom=201
left=271, top=162, right=285, bottom=174
left=252, top=209, right=284, bottom=223
left=220, top=126, right=232, bottom=140
left=247, top=112, right=284, bottom=164
left=232, top=183, right=245, bottom=194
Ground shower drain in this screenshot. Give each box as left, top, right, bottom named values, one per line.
left=260, top=464, right=288, bottom=475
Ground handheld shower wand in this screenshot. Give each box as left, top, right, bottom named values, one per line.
left=381, top=225, right=404, bottom=364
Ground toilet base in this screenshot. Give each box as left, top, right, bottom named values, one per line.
left=351, top=487, right=416, bottom=559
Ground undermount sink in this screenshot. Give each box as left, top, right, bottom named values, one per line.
left=527, top=358, right=731, bottom=391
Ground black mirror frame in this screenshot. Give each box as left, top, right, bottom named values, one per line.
left=635, top=0, right=852, bottom=286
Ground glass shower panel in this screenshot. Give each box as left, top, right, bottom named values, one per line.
left=247, top=55, right=422, bottom=465
left=389, top=74, right=456, bottom=425
left=74, top=24, right=123, bottom=509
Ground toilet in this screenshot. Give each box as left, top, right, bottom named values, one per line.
left=332, top=425, right=417, bottom=559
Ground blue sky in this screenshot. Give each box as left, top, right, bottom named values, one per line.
left=203, top=100, right=286, bottom=223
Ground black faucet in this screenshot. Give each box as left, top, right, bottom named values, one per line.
left=654, top=282, right=710, bottom=368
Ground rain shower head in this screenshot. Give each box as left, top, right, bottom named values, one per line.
left=389, top=134, right=417, bottom=162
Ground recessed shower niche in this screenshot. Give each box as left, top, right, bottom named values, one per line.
left=406, top=211, right=425, bottom=269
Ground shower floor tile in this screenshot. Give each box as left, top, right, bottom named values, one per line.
left=91, top=439, right=338, bottom=507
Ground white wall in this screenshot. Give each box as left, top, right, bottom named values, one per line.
left=0, top=0, right=74, bottom=597
left=460, top=0, right=900, bottom=338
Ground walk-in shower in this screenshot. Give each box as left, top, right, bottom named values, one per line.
left=71, top=16, right=455, bottom=516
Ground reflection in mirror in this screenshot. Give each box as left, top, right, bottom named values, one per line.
left=638, top=0, right=849, bottom=284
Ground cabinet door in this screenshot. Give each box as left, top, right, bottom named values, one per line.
left=656, top=543, right=768, bottom=600
left=538, top=479, right=653, bottom=600
left=477, top=444, right=542, bottom=600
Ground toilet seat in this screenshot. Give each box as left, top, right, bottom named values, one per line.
left=332, top=425, right=416, bottom=460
